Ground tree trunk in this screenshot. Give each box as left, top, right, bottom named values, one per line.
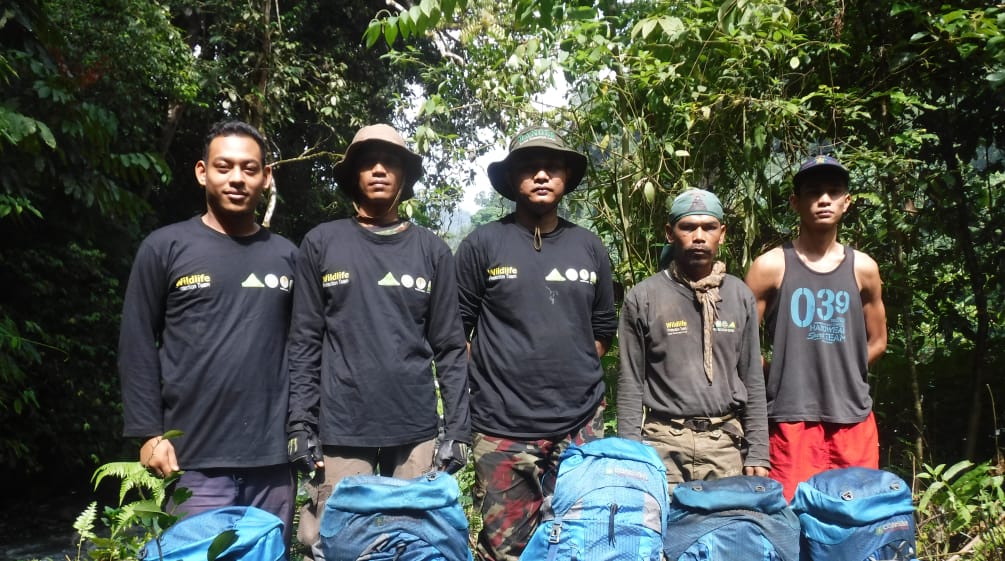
left=938, top=153, right=990, bottom=461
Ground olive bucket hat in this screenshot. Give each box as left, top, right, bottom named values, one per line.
left=332, top=124, right=424, bottom=201
left=487, top=126, right=588, bottom=201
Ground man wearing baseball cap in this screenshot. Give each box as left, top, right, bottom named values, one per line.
left=618, top=188, right=770, bottom=487
left=455, top=126, right=617, bottom=561
left=745, top=154, right=888, bottom=501
left=286, top=124, right=471, bottom=558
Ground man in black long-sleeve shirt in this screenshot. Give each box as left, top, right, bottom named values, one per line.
left=456, top=126, right=617, bottom=561
left=286, top=124, right=471, bottom=559
left=118, top=120, right=297, bottom=546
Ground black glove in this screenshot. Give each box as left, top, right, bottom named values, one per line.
left=435, top=440, right=468, bottom=474
left=287, top=424, right=321, bottom=474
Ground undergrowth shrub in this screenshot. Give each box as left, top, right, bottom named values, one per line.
left=916, top=459, right=1005, bottom=561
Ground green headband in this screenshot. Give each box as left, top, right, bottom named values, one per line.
left=669, top=189, right=724, bottom=225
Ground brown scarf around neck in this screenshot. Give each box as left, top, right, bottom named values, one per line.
left=668, top=260, right=726, bottom=384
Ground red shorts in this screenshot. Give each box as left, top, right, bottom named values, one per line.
left=769, top=412, right=879, bottom=502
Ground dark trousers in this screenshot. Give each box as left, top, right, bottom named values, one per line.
left=169, top=464, right=295, bottom=553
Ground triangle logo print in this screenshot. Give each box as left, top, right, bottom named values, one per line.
left=378, top=272, right=401, bottom=286
left=242, top=274, right=265, bottom=287
left=545, top=269, right=566, bottom=281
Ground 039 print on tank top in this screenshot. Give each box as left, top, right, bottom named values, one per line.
left=788, top=288, right=850, bottom=343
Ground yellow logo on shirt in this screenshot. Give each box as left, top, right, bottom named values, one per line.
left=664, top=319, right=688, bottom=335
left=323, top=271, right=350, bottom=287
left=175, top=273, right=211, bottom=291
left=487, top=266, right=518, bottom=280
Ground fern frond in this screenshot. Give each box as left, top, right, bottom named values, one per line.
left=73, top=501, right=99, bottom=541
left=93, top=461, right=167, bottom=505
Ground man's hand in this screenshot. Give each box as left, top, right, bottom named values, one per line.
left=744, top=466, right=771, bottom=477
left=288, top=425, right=322, bottom=474
left=141, top=436, right=179, bottom=478
left=435, top=440, right=468, bottom=474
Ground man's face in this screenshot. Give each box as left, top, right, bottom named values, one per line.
left=196, top=134, right=270, bottom=218
left=666, top=214, right=726, bottom=276
left=511, top=150, right=568, bottom=212
left=791, top=176, right=850, bottom=226
left=355, top=147, right=406, bottom=204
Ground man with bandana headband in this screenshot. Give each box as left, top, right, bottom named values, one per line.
left=617, top=188, right=770, bottom=488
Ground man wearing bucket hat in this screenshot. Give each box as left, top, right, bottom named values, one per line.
left=745, top=154, right=887, bottom=502
left=455, top=126, right=617, bottom=561
left=617, top=188, right=770, bottom=488
left=286, top=124, right=471, bottom=558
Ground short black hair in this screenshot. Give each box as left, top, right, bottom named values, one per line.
left=202, top=120, right=268, bottom=163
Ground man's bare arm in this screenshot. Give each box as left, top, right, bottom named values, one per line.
left=745, top=248, right=785, bottom=371
left=855, top=250, right=888, bottom=366
left=744, top=247, right=785, bottom=322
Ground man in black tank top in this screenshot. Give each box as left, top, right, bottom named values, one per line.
left=745, top=155, right=888, bottom=501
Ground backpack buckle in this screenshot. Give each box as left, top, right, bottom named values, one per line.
left=548, top=521, right=563, bottom=544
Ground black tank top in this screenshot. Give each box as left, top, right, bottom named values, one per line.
left=764, top=242, right=871, bottom=423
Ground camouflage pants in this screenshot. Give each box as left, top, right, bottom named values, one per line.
left=472, top=403, right=605, bottom=561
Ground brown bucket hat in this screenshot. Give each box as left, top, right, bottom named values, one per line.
left=487, top=126, right=588, bottom=201
left=333, top=124, right=424, bottom=201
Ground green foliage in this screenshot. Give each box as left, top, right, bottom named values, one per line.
left=93, top=461, right=170, bottom=507
left=916, top=460, right=1005, bottom=560
left=207, top=531, right=239, bottom=561
left=3, top=0, right=175, bottom=482
left=0, top=315, right=40, bottom=462
left=2, top=1, right=172, bottom=222
left=74, top=459, right=183, bottom=561
left=0, top=193, right=42, bottom=220
left=0, top=240, right=130, bottom=475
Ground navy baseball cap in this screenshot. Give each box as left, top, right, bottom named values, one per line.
left=793, top=155, right=849, bottom=191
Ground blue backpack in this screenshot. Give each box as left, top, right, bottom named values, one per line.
left=791, top=467, right=918, bottom=561
left=142, top=506, right=285, bottom=561
left=519, top=437, right=668, bottom=561
left=319, top=471, right=473, bottom=561
left=663, top=476, right=800, bottom=561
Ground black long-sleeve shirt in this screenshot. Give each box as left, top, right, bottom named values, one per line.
left=118, top=216, right=296, bottom=468
left=287, top=219, right=471, bottom=446
left=456, top=215, right=617, bottom=439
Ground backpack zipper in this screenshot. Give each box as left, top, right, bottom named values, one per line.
left=608, top=503, right=619, bottom=545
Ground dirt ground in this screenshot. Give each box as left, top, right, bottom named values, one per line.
left=0, top=489, right=91, bottom=561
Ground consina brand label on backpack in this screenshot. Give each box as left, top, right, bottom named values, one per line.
left=791, top=467, right=918, bottom=561
left=519, top=437, right=669, bottom=561
left=663, top=476, right=800, bottom=561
